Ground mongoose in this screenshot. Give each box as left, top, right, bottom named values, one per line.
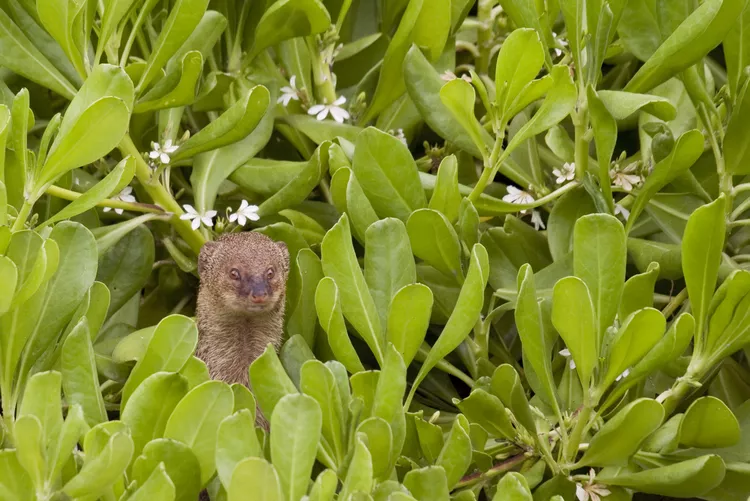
left=195, top=232, right=289, bottom=430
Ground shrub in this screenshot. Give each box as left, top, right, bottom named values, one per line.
left=1, top=0, right=750, bottom=500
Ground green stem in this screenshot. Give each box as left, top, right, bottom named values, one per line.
left=118, top=135, right=206, bottom=254
left=306, top=36, right=338, bottom=104
left=573, top=104, right=590, bottom=182
left=468, top=135, right=505, bottom=202
left=661, top=287, right=688, bottom=318
left=475, top=0, right=495, bottom=75
left=453, top=453, right=527, bottom=490
left=11, top=200, right=33, bottom=231
left=44, top=185, right=165, bottom=214
left=564, top=405, right=592, bottom=463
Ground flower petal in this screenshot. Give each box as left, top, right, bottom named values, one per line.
left=149, top=151, right=160, bottom=159
left=308, top=104, right=326, bottom=115
left=191, top=218, right=201, bottom=230
left=160, top=153, right=171, bottom=164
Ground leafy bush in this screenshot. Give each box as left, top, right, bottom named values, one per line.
left=2, top=0, right=750, bottom=500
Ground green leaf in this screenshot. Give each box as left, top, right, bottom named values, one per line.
left=597, top=455, right=726, bottom=497
left=127, top=463, right=176, bottom=501
left=491, top=364, right=536, bottom=436
left=624, top=0, right=744, bottom=93
left=597, top=90, right=677, bottom=121
left=339, top=433, right=374, bottom=500
left=357, top=418, right=392, bottom=481
left=63, top=432, right=134, bottom=499
left=137, top=0, right=210, bottom=92
left=329, top=167, right=378, bottom=244
left=164, top=380, right=234, bottom=486
left=387, top=284, right=433, bottom=367
left=494, top=28, right=545, bottom=121
left=179, top=356, right=210, bottom=390
left=0, top=9, right=76, bottom=99
left=0, top=255, right=18, bottom=315
left=36, top=0, right=86, bottom=78
left=286, top=249, right=324, bottom=346
left=407, top=209, right=463, bottom=282
left=415, top=415, right=444, bottom=463
left=314, top=277, right=364, bottom=373
left=270, top=393, right=322, bottom=501
left=19, top=371, right=62, bottom=449
left=578, top=399, right=665, bottom=467
left=97, top=0, right=139, bottom=56
left=0, top=450, right=33, bottom=500
left=626, top=130, right=704, bottom=232
left=47, top=404, right=85, bottom=481
left=121, top=372, right=189, bottom=463
left=679, top=396, right=741, bottom=449
left=412, top=0, right=450, bottom=60
left=456, top=389, right=515, bottom=440
left=574, top=214, right=627, bottom=338
left=492, top=472, right=532, bottom=501
left=408, top=244, right=488, bottom=402
left=683, top=195, right=726, bottom=344
left=248, top=0, right=331, bottom=61
left=552, top=276, right=597, bottom=389
left=439, top=78, right=490, bottom=157
left=321, top=214, right=384, bottom=364
left=437, top=414, right=471, bottom=488
left=121, top=314, right=198, bottom=410
left=61, top=318, right=107, bottom=426
left=131, top=438, right=202, bottom=501
left=300, top=360, right=345, bottom=464
left=428, top=155, right=462, bottom=223
left=230, top=457, right=284, bottom=501
left=352, top=127, right=427, bottom=220
left=216, top=410, right=263, bottom=489
left=619, top=263, right=660, bottom=321
left=725, top=77, right=750, bottom=175
left=249, top=344, right=298, bottom=420
left=371, top=345, right=407, bottom=475
left=309, top=469, right=337, bottom=501
left=14, top=415, right=45, bottom=490
left=134, top=51, right=204, bottom=113
left=587, top=88, right=616, bottom=209
left=402, top=466, right=450, bottom=501
left=365, top=217, right=416, bottom=327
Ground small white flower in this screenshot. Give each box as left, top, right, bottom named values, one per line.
left=228, top=200, right=260, bottom=227
left=103, top=186, right=136, bottom=215
left=553, top=162, right=576, bottom=184
left=180, top=204, right=217, bottom=231
left=610, top=163, right=642, bottom=192
left=391, top=128, right=407, bottom=146
left=502, top=185, right=535, bottom=205
left=575, top=469, right=611, bottom=501
left=615, top=368, right=630, bottom=382
left=149, top=139, right=179, bottom=165
left=614, top=204, right=630, bottom=221
left=530, top=210, right=546, bottom=230
left=559, top=348, right=576, bottom=370
left=277, top=75, right=300, bottom=107
left=308, top=96, right=350, bottom=123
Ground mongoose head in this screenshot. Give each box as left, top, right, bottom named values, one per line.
left=198, top=232, right=290, bottom=315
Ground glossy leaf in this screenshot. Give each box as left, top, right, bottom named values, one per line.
left=229, top=458, right=284, bottom=501
left=315, top=277, right=365, bottom=373
left=679, top=396, right=741, bottom=449
left=61, top=318, right=107, bottom=426
left=386, top=284, right=432, bottom=367
left=552, top=276, right=597, bottom=389
left=407, top=209, right=463, bottom=282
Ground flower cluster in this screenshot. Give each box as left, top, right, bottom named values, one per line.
left=180, top=200, right=260, bottom=231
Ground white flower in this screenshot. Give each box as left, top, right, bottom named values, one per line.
left=308, top=96, right=350, bottom=123
left=103, top=187, right=136, bottom=215
left=553, top=162, right=576, bottom=184
left=614, top=204, right=630, bottom=221
left=615, top=368, right=631, bottom=382
left=530, top=210, right=545, bottom=230
left=576, top=469, right=611, bottom=501
left=502, top=185, right=535, bottom=205
left=277, top=75, right=300, bottom=107
left=610, top=163, right=642, bottom=192
left=149, top=139, right=179, bottom=164
left=180, top=204, right=217, bottom=231
left=228, top=200, right=260, bottom=227
left=391, top=128, right=407, bottom=146
left=559, top=348, right=576, bottom=370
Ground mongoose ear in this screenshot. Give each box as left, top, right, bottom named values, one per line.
left=198, top=241, right=219, bottom=277
left=276, top=241, right=290, bottom=272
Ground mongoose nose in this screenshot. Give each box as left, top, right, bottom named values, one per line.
left=250, top=293, right=267, bottom=304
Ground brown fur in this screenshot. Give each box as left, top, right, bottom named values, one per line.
left=195, top=232, right=289, bottom=430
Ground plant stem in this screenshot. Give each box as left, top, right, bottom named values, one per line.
left=118, top=135, right=206, bottom=254
left=453, top=453, right=527, bottom=490
left=468, top=135, right=505, bottom=202
left=661, top=287, right=688, bottom=318
left=564, top=404, right=592, bottom=463
left=11, top=200, right=33, bottom=231
left=45, top=185, right=165, bottom=214
left=475, top=0, right=495, bottom=75
left=306, top=36, right=338, bottom=104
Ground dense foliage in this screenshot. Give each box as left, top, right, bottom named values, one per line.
left=2, top=0, right=750, bottom=500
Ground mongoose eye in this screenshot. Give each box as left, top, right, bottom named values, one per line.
left=229, top=268, right=241, bottom=280
left=266, top=267, right=275, bottom=280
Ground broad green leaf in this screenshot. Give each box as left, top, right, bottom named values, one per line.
left=286, top=249, right=324, bottom=346
left=127, top=463, right=176, bottom=501
left=724, top=1, right=750, bottom=98
left=14, top=415, right=45, bottom=489
left=574, top=214, right=627, bottom=338
left=578, top=399, right=664, bottom=467
left=408, top=244, right=488, bottom=402
left=229, top=458, right=284, bottom=501
left=248, top=344, right=298, bottom=419
left=36, top=0, right=86, bottom=77
left=314, top=277, right=364, bottom=373
left=683, top=195, right=726, bottom=344
left=587, top=87, right=616, bottom=210
left=121, top=372, right=189, bottom=463
left=365, top=217, right=416, bottom=327
left=329, top=167, right=378, bottom=244
left=164, top=380, right=234, bottom=486
left=352, top=127, right=427, bottom=220
left=552, top=276, right=597, bottom=389
left=321, top=214, right=384, bottom=364
left=371, top=345, right=407, bottom=475
left=412, top=0, right=450, bottom=60
left=437, top=414, right=471, bottom=488
left=0, top=8, right=76, bottom=99
left=494, top=28, right=545, bottom=121
left=0, top=255, right=18, bottom=315
left=415, top=415, right=444, bottom=463
left=597, top=90, right=677, bottom=121
left=597, top=455, right=725, bottom=497
left=63, top=432, right=134, bottom=499
left=171, top=85, right=270, bottom=162
left=61, top=318, right=107, bottom=426
left=216, top=410, right=263, bottom=489
left=456, top=389, right=515, bottom=440
left=407, top=209, right=463, bottom=282
left=98, top=0, right=139, bottom=55
left=357, top=417, right=392, bottom=481
left=624, top=0, right=744, bottom=93
left=491, top=364, right=536, bottom=436
left=134, top=51, right=204, bottom=113
left=179, top=356, right=210, bottom=390
left=387, top=284, right=432, bottom=366
left=440, top=78, right=489, bottom=156
left=248, top=0, right=331, bottom=61
left=131, top=439, right=202, bottom=501
left=628, top=238, right=684, bottom=280
left=619, top=263, right=660, bottom=321
left=19, top=371, right=62, bottom=449
left=47, top=403, right=85, bottom=481
left=548, top=188, right=596, bottom=262
left=428, top=155, right=462, bottom=222
left=121, top=314, right=198, bottom=410
left=725, top=77, right=750, bottom=174
left=270, top=393, right=322, bottom=501
left=492, top=472, right=532, bottom=501
left=0, top=449, right=33, bottom=500
left=679, top=396, right=741, bottom=449
left=339, top=433, right=374, bottom=500
left=602, top=308, right=666, bottom=389
left=300, top=360, right=345, bottom=462
left=137, top=0, right=211, bottom=91
left=402, top=466, right=450, bottom=501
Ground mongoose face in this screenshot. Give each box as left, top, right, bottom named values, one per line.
left=198, top=232, right=290, bottom=316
